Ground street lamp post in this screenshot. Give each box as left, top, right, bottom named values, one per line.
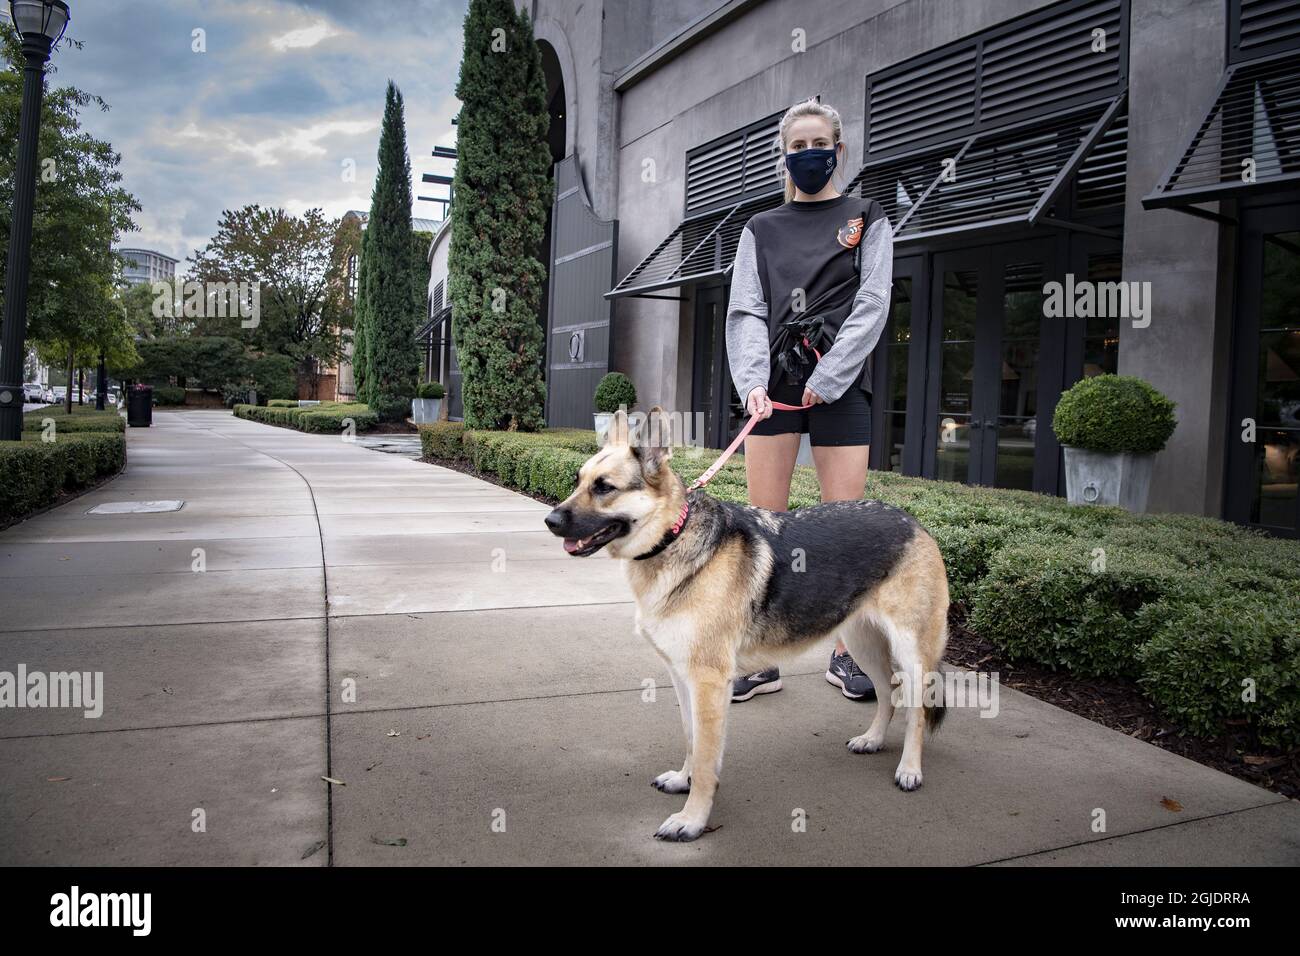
left=0, top=0, right=70, bottom=440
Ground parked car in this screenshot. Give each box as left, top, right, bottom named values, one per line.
left=51, top=386, right=66, bottom=402
left=41, top=386, right=55, bottom=403
left=23, top=383, right=44, bottom=403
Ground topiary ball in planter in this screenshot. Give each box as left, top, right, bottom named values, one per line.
left=594, top=372, right=636, bottom=413
left=413, top=380, right=445, bottom=423
left=593, top=372, right=636, bottom=444
left=1053, top=374, right=1176, bottom=453
left=1053, top=374, right=1177, bottom=512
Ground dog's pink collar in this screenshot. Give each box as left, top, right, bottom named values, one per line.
left=634, top=500, right=690, bottom=561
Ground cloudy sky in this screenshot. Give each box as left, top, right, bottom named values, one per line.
left=45, top=0, right=467, bottom=270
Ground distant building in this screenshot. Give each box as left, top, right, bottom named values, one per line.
left=420, top=218, right=457, bottom=418
left=116, top=247, right=178, bottom=286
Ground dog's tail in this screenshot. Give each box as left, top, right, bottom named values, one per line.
left=924, top=639, right=948, bottom=734
left=924, top=695, right=947, bottom=733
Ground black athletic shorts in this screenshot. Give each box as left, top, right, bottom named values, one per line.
left=747, top=367, right=871, bottom=446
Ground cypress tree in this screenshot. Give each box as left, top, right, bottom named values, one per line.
left=449, top=0, right=550, bottom=430
left=362, top=81, right=422, bottom=421
left=351, top=224, right=372, bottom=403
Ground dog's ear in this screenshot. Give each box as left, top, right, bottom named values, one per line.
left=631, top=405, right=673, bottom=478
left=606, top=407, right=631, bottom=447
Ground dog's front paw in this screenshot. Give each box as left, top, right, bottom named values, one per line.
left=894, top=765, right=923, bottom=791
left=651, top=769, right=691, bottom=794
left=846, top=732, right=886, bottom=754
left=654, top=812, right=707, bottom=842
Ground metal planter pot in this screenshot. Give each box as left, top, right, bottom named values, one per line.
left=412, top=398, right=442, bottom=424
left=1062, top=446, right=1156, bottom=512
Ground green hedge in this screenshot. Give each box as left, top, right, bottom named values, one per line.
left=0, top=432, right=126, bottom=525
left=418, top=423, right=1300, bottom=746
left=1137, top=590, right=1300, bottom=748
left=152, top=386, right=186, bottom=406
left=268, top=399, right=298, bottom=408
left=233, top=402, right=378, bottom=434
left=22, top=407, right=125, bottom=434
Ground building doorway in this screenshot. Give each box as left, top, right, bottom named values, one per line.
left=1226, top=200, right=1300, bottom=537
left=692, top=284, right=743, bottom=449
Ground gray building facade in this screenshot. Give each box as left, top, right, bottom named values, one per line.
left=519, top=0, right=1299, bottom=535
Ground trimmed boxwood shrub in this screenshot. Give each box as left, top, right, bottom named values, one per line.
left=419, top=421, right=465, bottom=459
left=299, top=407, right=379, bottom=433
left=416, top=381, right=445, bottom=400
left=233, top=402, right=377, bottom=434
left=268, top=399, right=298, bottom=408
left=1052, top=374, right=1177, bottom=453
left=968, top=539, right=1197, bottom=677
left=594, top=372, right=636, bottom=414
left=1, top=432, right=127, bottom=525
left=1136, top=590, right=1300, bottom=748
left=153, top=386, right=186, bottom=406
left=22, top=408, right=124, bottom=434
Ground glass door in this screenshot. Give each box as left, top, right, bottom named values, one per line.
left=929, top=250, right=984, bottom=484
left=1227, top=203, right=1300, bottom=536
left=693, top=285, right=743, bottom=450
left=870, top=256, right=925, bottom=473
left=925, top=241, right=1055, bottom=489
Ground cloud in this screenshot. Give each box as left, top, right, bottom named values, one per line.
left=269, top=20, right=341, bottom=51
left=50, top=0, right=464, bottom=268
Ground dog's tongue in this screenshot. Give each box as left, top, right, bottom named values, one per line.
left=563, top=537, right=582, bottom=554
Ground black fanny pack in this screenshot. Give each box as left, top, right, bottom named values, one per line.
left=770, top=299, right=854, bottom=386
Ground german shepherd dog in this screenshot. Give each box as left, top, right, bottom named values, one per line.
left=544, top=407, right=950, bottom=842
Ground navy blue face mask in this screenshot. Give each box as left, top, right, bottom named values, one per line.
left=785, top=146, right=837, bottom=195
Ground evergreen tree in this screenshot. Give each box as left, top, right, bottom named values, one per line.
left=449, top=0, right=551, bottom=430
left=360, top=81, right=422, bottom=421
left=352, top=224, right=372, bottom=402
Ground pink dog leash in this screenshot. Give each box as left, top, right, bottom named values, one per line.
left=687, top=337, right=822, bottom=492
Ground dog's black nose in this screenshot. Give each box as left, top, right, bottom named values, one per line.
left=544, top=508, right=569, bottom=535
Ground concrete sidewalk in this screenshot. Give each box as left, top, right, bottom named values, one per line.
left=0, top=410, right=1295, bottom=865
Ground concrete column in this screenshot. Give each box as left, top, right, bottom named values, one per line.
left=1119, top=0, right=1231, bottom=515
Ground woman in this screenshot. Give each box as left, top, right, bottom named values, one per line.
left=724, top=98, right=894, bottom=703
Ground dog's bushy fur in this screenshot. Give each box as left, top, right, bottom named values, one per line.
left=545, top=407, right=950, bottom=841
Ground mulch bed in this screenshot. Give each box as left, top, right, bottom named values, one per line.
left=944, top=606, right=1299, bottom=800
left=423, top=451, right=1299, bottom=801
left=369, top=421, right=419, bottom=435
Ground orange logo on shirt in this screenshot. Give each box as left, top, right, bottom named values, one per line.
left=837, top=216, right=865, bottom=249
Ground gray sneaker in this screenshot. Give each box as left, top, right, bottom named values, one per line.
left=732, top=667, right=782, bottom=702
left=826, top=650, right=875, bottom=700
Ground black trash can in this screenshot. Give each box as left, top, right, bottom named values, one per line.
left=127, top=384, right=153, bottom=428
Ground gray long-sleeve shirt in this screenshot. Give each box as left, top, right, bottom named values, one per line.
left=726, top=195, right=894, bottom=406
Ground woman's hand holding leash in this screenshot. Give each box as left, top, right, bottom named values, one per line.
left=691, top=386, right=819, bottom=491
left=746, top=386, right=773, bottom=420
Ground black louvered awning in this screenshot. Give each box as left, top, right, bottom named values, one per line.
left=607, top=93, right=1124, bottom=298
left=847, top=94, right=1127, bottom=244
left=604, top=190, right=783, bottom=300
left=415, top=304, right=452, bottom=342
left=1143, top=49, right=1300, bottom=211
